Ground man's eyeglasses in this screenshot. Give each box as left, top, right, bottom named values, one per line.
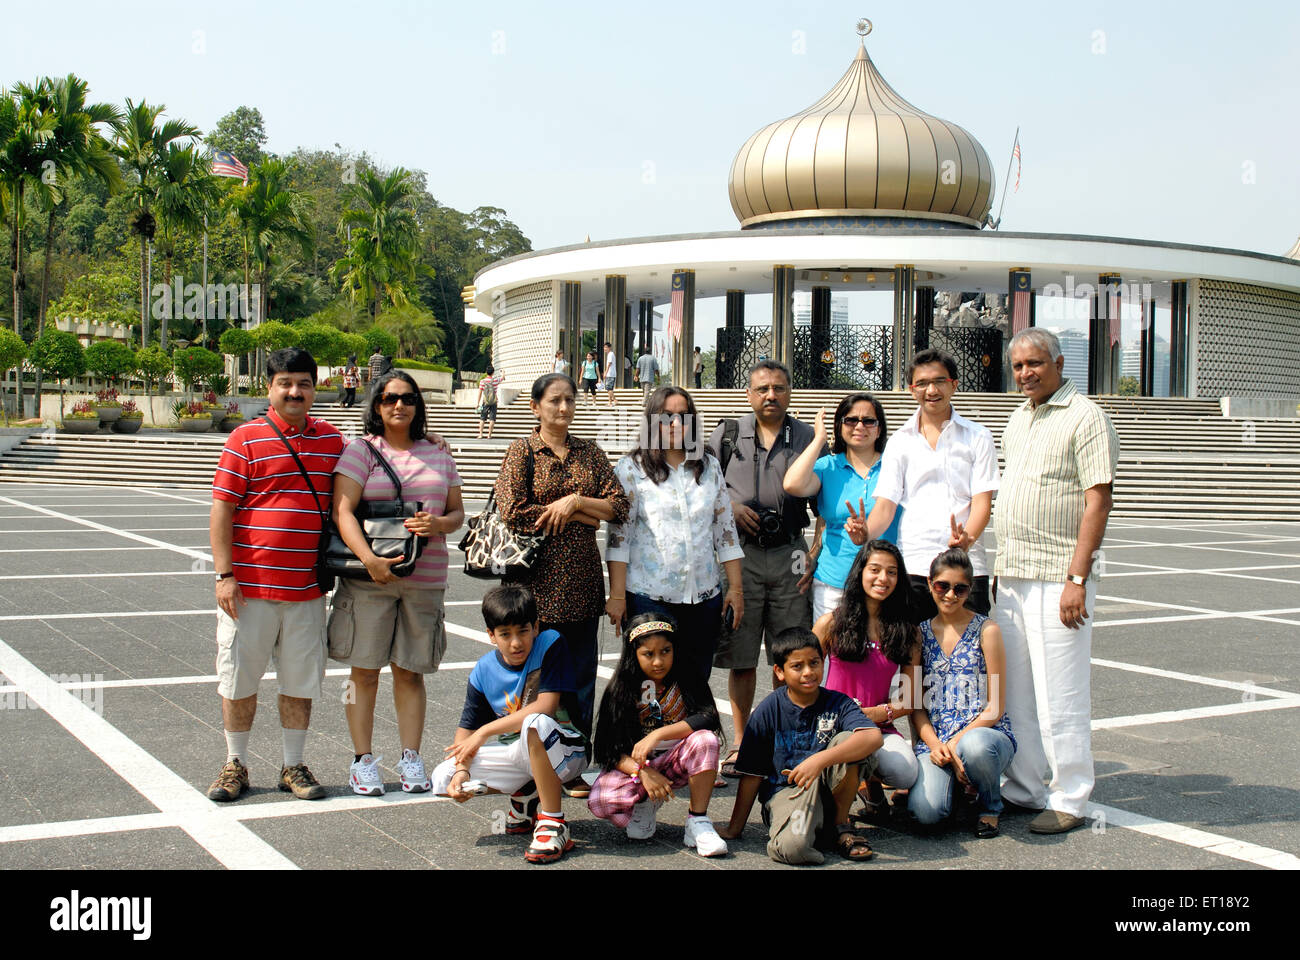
left=910, top=378, right=955, bottom=392
left=379, top=393, right=417, bottom=407
left=930, top=580, right=971, bottom=599
left=841, top=416, right=878, bottom=429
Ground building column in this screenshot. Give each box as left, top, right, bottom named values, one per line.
left=671, top=269, right=696, bottom=388
left=562, top=281, right=581, bottom=377
left=771, top=266, right=795, bottom=371
left=1170, top=280, right=1188, bottom=397
left=1089, top=273, right=1121, bottom=394
left=605, top=275, right=626, bottom=390
left=914, top=285, right=935, bottom=352
left=596, top=311, right=605, bottom=360
left=623, top=302, right=634, bottom=387
left=1139, top=296, right=1155, bottom=397
left=721, top=289, right=745, bottom=389
left=810, top=286, right=831, bottom=389
left=891, top=265, right=916, bottom=391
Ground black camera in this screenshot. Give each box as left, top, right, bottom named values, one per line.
left=753, top=508, right=788, bottom=548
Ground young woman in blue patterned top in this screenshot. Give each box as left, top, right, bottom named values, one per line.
left=907, top=548, right=1016, bottom=838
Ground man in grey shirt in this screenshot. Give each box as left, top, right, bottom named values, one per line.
left=635, top=347, right=659, bottom=401
left=708, top=359, right=826, bottom=776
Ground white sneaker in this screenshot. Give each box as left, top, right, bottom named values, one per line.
left=683, top=814, right=728, bottom=857
left=626, top=799, right=660, bottom=840
left=349, top=753, right=384, bottom=796
left=397, top=749, right=431, bottom=793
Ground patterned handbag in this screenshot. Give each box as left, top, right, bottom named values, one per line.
left=459, top=444, right=545, bottom=579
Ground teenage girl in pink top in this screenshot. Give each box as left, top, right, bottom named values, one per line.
left=813, top=540, right=921, bottom=814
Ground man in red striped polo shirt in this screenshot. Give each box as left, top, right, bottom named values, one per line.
left=207, top=348, right=345, bottom=802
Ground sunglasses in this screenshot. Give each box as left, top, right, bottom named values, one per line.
left=930, top=579, right=971, bottom=599
left=378, top=392, right=417, bottom=407
left=841, top=416, right=879, bottom=428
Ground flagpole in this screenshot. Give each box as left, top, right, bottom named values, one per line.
left=994, top=126, right=1019, bottom=229
left=201, top=212, right=208, bottom=349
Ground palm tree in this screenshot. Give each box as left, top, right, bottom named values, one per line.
left=113, top=99, right=200, bottom=347
left=330, top=166, right=423, bottom=320
left=379, top=302, right=445, bottom=359
left=153, top=144, right=219, bottom=348
left=223, top=158, right=313, bottom=380
left=1, top=84, right=56, bottom=337
left=22, top=75, right=121, bottom=414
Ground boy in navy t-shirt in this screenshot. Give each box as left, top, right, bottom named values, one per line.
left=719, top=627, right=882, bottom=864
left=431, top=585, right=588, bottom=864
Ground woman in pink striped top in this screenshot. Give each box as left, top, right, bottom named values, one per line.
left=329, top=371, right=465, bottom=797
left=813, top=540, right=922, bottom=815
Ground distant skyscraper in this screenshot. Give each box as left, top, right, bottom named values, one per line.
left=794, top=291, right=850, bottom=326
left=1047, top=327, right=1090, bottom=388
left=1121, top=336, right=1171, bottom=397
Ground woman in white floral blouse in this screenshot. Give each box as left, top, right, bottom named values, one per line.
left=605, top=386, right=745, bottom=687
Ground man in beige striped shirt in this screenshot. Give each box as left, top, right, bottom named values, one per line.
left=994, top=328, right=1120, bottom=834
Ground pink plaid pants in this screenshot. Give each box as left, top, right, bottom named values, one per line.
left=587, top=729, right=720, bottom=827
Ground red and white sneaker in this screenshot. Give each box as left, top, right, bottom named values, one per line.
left=397, top=749, right=431, bottom=793
left=349, top=754, right=384, bottom=796
left=524, top=815, right=573, bottom=864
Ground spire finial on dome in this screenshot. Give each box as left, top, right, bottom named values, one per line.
left=855, top=18, right=872, bottom=37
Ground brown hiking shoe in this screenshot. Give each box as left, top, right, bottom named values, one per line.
left=207, top=759, right=250, bottom=802
left=279, top=763, right=326, bottom=800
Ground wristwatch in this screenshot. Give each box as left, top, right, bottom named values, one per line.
left=216, top=571, right=235, bottom=583
left=1065, top=573, right=1087, bottom=586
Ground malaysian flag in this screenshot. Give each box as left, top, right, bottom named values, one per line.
left=1012, top=138, right=1022, bottom=193
left=1010, top=270, right=1032, bottom=334
left=666, top=272, right=685, bottom=342
left=211, top=150, right=249, bottom=184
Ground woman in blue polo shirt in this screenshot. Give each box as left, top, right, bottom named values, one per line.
left=784, top=393, right=901, bottom=622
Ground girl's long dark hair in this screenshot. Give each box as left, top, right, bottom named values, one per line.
left=593, top=612, right=722, bottom=770
left=629, top=385, right=707, bottom=485
left=828, top=540, right=918, bottom=666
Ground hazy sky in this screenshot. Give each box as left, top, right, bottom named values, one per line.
left=10, top=0, right=1299, bottom=259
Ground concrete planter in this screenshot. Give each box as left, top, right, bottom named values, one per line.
left=394, top=369, right=453, bottom=395
left=62, top=418, right=101, bottom=434
left=176, top=416, right=213, bottom=433
left=315, top=390, right=339, bottom=404
left=95, top=405, right=123, bottom=424
left=218, top=416, right=246, bottom=432
left=113, top=417, right=143, bottom=434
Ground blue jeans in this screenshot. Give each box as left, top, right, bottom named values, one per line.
left=538, top=616, right=600, bottom=741
left=908, top=727, right=1014, bottom=822
left=626, top=592, right=723, bottom=690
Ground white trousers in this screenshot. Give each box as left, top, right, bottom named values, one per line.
left=995, top=576, right=1096, bottom=817
left=811, top=581, right=844, bottom=624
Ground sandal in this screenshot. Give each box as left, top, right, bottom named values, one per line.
left=835, top=824, right=874, bottom=861
left=720, top=747, right=741, bottom=779
left=975, top=816, right=1000, bottom=839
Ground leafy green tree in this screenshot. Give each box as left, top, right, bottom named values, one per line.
left=1117, top=376, right=1139, bottom=397
left=0, top=328, right=27, bottom=424
left=113, top=99, right=200, bottom=346
left=254, top=320, right=297, bottom=353
left=224, top=158, right=314, bottom=328
left=330, top=166, right=423, bottom=320
left=217, top=327, right=256, bottom=395
left=361, top=327, right=398, bottom=357
left=1, top=82, right=56, bottom=340
left=83, top=339, right=136, bottom=385
left=45, top=267, right=136, bottom=327
left=152, top=143, right=220, bottom=348
left=171, top=345, right=222, bottom=398
left=206, top=107, right=267, bottom=166
left=27, top=328, right=84, bottom=416
left=293, top=322, right=344, bottom=366
left=340, top=332, right=367, bottom=362
left=135, top=344, right=172, bottom=407
left=378, top=302, right=443, bottom=359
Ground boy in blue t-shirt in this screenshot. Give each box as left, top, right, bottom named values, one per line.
left=719, top=627, right=882, bottom=864
left=430, top=585, right=588, bottom=864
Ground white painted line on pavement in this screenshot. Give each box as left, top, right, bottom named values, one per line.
left=1090, top=658, right=1296, bottom=698
left=0, top=637, right=296, bottom=869
left=0, top=609, right=215, bottom=622
left=0, top=812, right=176, bottom=844
left=0, top=571, right=211, bottom=581
left=1093, top=696, right=1300, bottom=730
left=0, top=495, right=211, bottom=563
left=1087, top=802, right=1300, bottom=870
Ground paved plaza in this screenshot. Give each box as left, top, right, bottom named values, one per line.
left=0, top=481, right=1296, bottom=871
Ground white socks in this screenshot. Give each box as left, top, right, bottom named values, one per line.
left=282, top=728, right=307, bottom=767
left=225, top=730, right=250, bottom=763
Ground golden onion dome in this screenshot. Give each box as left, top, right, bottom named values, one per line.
left=729, top=24, right=995, bottom=229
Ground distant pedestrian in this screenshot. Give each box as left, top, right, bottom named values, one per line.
left=476, top=365, right=505, bottom=439
left=580, top=351, right=599, bottom=405
left=368, top=349, right=385, bottom=384
left=693, top=346, right=703, bottom=389
left=603, top=341, right=618, bottom=406
left=341, top=356, right=360, bottom=407
left=553, top=350, right=569, bottom=376
left=635, top=347, right=659, bottom=403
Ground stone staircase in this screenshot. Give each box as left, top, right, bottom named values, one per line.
left=2, top=392, right=1297, bottom=520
